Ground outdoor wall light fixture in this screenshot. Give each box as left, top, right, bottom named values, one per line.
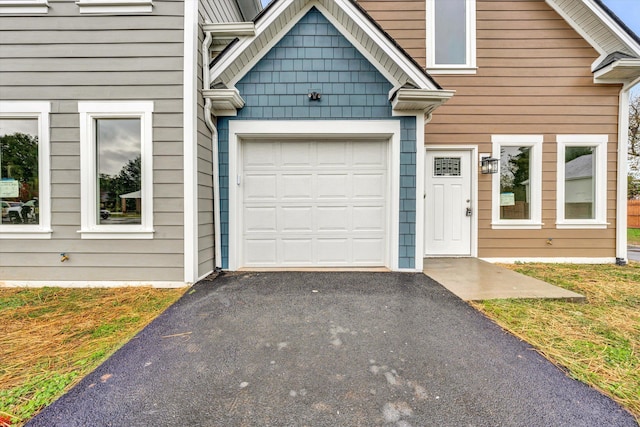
left=308, top=91, right=321, bottom=101
left=480, top=156, right=499, bottom=174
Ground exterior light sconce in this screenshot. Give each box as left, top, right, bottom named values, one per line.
left=480, top=155, right=499, bottom=174
left=308, top=91, right=321, bottom=101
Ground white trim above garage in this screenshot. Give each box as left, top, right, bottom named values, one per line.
left=227, top=120, right=401, bottom=271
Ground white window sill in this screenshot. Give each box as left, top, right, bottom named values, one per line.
left=79, top=229, right=154, bottom=239
left=0, top=228, right=52, bottom=239
left=556, top=222, right=608, bottom=229
left=426, top=67, right=478, bottom=75
left=76, top=0, right=152, bottom=14
left=491, top=222, right=544, bottom=230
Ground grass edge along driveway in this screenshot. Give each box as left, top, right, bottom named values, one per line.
left=471, top=262, right=640, bottom=422
left=0, top=286, right=187, bottom=427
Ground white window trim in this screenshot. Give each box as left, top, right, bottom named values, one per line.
left=556, top=134, right=608, bottom=229
left=0, top=101, right=52, bottom=239
left=75, top=0, right=152, bottom=14
left=78, top=101, right=154, bottom=239
left=0, top=0, right=48, bottom=14
left=491, top=135, right=543, bottom=229
left=426, top=0, right=477, bottom=74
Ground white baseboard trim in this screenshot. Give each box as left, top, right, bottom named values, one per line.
left=480, top=257, right=617, bottom=264
left=0, top=280, right=189, bottom=289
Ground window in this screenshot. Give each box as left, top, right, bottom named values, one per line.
left=426, top=0, right=476, bottom=73
left=0, top=0, right=49, bottom=14
left=491, top=135, right=543, bottom=229
left=556, top=135, right=608, bottom=228
left=0, top=101, right=51, bottom=238
left=78, top=101, right=154, bottom=239
left=75, top=0, right=152, bottom=14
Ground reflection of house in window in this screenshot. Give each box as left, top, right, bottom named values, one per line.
left=119, top=190, right=141, bottom=214
left=564, top=153, right=594, bottom=219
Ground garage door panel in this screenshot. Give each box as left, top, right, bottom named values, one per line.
left=317, top=174, right=349, bottom=199
left=244, top=142, right=277, bottom=167
left=244, top=207, right=277, bottom=233
left=353, top=141, right=386, bottom=167
left=280, top=206, right=313, bottom=232
left=281, top=142, right=312, bottom=167
left=280, top=174, right=313, bottom=200
left=353, top=206, right=385, bottom=231
left=241, top=140, right=388, bottom=268
left=353, top=238, right=385, bottom=263
left=245, top=174, right=277, bottom=200
left=316, top=238, right=349, bottom=264
left=353, top=173, right=386, bottom=199
left=316, top=206, right=349, bottom=231
left=281, top=239, right=313, bottom=264
left=244, top=239, right=277, bottom=265
left=317, top=142, right=348, bottom=166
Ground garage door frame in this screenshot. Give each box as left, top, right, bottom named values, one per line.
left=228, top=120, right=401, bottom=271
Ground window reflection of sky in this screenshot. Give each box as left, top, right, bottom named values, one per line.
left=0, top=119, right=37, bottom=138
left=97, top=118, right=140, bottom=176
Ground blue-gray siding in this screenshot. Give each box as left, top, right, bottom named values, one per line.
left=217, top=8, right=416, bottom=269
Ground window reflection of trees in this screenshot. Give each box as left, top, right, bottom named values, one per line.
left=0, top=129, right=39, bottom=225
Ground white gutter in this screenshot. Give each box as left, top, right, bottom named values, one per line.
left=202, top=28, right=223, bottom=270
left=617, top=78, right=640, bottom=264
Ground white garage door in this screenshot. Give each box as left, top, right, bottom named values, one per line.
left=241, top=139, right=388, bottom=267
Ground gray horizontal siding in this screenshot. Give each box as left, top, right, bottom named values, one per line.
left=0, top=0, right=187, bottom=282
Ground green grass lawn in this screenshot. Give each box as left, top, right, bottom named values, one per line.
left=0, top=287, right=186, bottom=426
left=629, top=228, right=640, bottom=246
left=471, top=263, right=640, bottom=421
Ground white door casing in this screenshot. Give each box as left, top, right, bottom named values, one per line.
left=424, top=150, right=473, bottom=256
left=227, top=120, right=401, bottom=270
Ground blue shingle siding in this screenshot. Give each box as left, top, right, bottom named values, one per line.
left=218, top=8, right=416, bottom=269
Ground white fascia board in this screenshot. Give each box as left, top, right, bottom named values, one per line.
left=582, top=0, right=640, bottom=57
left=593, top=58, right=640, bottom=83
left=202, top=22, right=256, bottom=37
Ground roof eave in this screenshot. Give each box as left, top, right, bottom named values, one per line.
left=391, top=88, right=455, bottom=116
left=593, top=58, right=640, bottom=83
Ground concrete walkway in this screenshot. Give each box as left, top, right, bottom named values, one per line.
left=27, top=272, right=632, bottom=427
left=423, top=258, right=585, bottom=301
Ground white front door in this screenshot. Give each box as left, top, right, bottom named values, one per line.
left=424, top=150, right=472, bottom=256
left=241, top=139, right=389, bottom=267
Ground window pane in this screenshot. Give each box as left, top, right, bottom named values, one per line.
left=500, top=146, right=531, bottom=220
left=97, top=118, right=142, bottom=225
left=434, top=0, right=467, bottom=65
left=0, top=118, right=39, bottom=225
left=565, top=146, right=595, bottom=219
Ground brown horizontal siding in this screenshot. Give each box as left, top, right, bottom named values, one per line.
left=359, top=0, right=622, bottom=259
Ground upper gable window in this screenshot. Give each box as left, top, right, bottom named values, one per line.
left=76, top=0, right=152, bottom=14
left=427, top=0, right=476, bottom=74
left=0, top=0, right=49, bottom=14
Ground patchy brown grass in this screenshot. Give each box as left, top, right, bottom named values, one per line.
left=0, top=287, right=186, bottom=426
left=471, top=262, right=640, bottom=421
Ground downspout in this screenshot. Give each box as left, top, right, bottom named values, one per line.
left=202, top=28, right=223, bottom=269
left=617, top=78, right=640, bottom=264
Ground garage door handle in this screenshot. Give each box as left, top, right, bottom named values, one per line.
left=237, top=175, right=241, bottom=185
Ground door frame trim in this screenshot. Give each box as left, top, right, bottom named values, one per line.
left=228, top=120, right=401, bottom=271
left=423, top=146, right=478, bottom=258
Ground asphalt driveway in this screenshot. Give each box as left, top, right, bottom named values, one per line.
left=28, top=272, right=636, bottom=427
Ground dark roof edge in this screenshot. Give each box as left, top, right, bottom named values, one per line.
left=593, top=51, right=635, bottom=72
left=251, top=0, right=443, bottom=90
left=209, top=38, right=240, bottom=71
left=591, top=0, right=640, bottom=50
